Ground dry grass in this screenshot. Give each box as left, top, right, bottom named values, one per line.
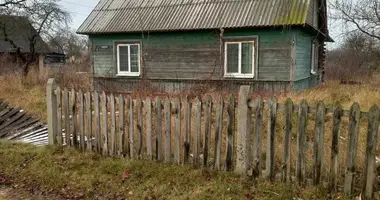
left=0, top=63, right=92, bottom=122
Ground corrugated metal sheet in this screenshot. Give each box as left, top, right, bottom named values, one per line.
left=77, top=0, right=312, bottom=34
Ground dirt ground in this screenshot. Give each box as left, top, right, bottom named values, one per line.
left=0, top=187, right=49, bottom=200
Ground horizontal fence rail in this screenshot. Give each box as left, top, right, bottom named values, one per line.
left=46, top=79, right=380, bottom=199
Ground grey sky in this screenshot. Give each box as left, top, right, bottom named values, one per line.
left=60, top=0, right=345, bottom=49
left=58, top=0, right=99, bottom=30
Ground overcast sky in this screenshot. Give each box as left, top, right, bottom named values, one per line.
left=58, top=0, right=99, bottom=30
left=60, top=0, right=345, bottom=49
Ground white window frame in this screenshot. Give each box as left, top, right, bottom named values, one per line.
left=311, top=42, right=317, bottom=75
left=116, top=43, right=141, bottom=76
left=224, top=41, right=255, bottom=78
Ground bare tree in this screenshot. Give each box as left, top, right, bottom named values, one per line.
left=0, top=0, right=70, bottom=76
left=331, top=0, right=380, bottom=41
left=48, top=28, right=88, bottom=63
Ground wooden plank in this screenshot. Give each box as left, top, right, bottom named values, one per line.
left=312, top=102, right=326, bottom=185
left=226, top=94, right=235, bottom=172
left=110, top=94, right=116, bottom=156
left=155, top=97, right=162, bottom=161
left=174, top=97, right=181, bottom=164
left=265, top=97, right=278, bottom=181
left=214, top=95, right=223, bottom=170
left=343, top=103, right=361, bottom=195
left=71, top=89, right=77, bottom=147
left=101, top=91, right=108, bottom=156
left=236, top=86, right=251, bottom=174
left=252, top=98, right=263, bottom=178
left=128, top=96, right=134, bottom=158
left=282, top=98, right=293, bottom=182
left=118, top=95, right=125, bottom=156
left=194, top=97, right=202, bottom=167
left=85, top=92, right=92, bottom=151
left=362, top=105, right=380, bottom=199
left=203, top=96, right=212, bottom=167
left=329, top=105, right=342, bottom=193
left=145, top=98, right=153, bottom=159
left=56, top=86, right=62, bottom=146
left=137, top=98, right=143, bottom=156
left=79, top=90, right=85, bottom=150
left=94, top=91, right=101, bottom=153
left=184, top=96, right=191, bottom=164
left=296, top=99, right=308, bottom=185
left=164, top=97, right=171, bottom=163
left=46, top=79, right=58, bottom=145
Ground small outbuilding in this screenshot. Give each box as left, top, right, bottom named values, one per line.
left=77, top=0, right=332, bottom=93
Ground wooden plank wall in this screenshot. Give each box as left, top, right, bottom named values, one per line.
left=47, top=80, right=380, bottom=199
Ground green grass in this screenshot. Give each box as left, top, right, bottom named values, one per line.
left=0, top=141, right=353, bottom=200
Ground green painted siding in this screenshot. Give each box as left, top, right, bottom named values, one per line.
left=90, top=31, right=220, bottom=79
left=224, top=28, right=292, bottom=81
left=295, top=30, right=313, bottom=81
left=90, top=28, right=294, bottom=81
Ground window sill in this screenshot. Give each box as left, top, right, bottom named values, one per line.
left=116, top=73, right=141, bottom=77
left=224, top=74, right=255, bottom=79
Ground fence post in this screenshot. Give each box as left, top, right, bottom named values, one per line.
left=363, top=105, right=380, bottom=199
left=235, top=85, right=251, bottom=174
left=47, top=78, right=58, bottom=145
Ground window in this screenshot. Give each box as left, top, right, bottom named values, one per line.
left=116, top=43, right=141, bottom=76
left=224, top=41, right=255, bottom=78
left=311, top=42, right=318, bottom=74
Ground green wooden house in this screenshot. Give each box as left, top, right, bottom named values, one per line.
left=77, top=0, right=332, bottom=93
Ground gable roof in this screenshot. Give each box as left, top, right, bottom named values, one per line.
left=77, top=0, right=321, bottom=34
left=0, top=15, right=51, bottom=54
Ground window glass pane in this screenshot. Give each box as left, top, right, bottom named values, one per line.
left=241, top=42, right=253, bottom=74
left=118, top=46, right=129, bottom=72
left=226, top=43, right=239, bottom=73
left=130, top=45, right=139, bottom=73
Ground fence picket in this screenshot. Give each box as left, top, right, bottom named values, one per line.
left=101, top=91, right=108, bottom=156
left=56, top=87, right=62, bottom=146
left=252, top=98, right=263, bottom=178
left=145, top=98, right=153, bottom=159
left=236, top=86, right=251, bottom=174
left=155, top=97, right=162, bottom=161
left=329, top=105, right=342, bottom=193
left=71, top=89, right=77, bottom=147
left=193, top=97, right=202, bottom=166
left=85, top=92, right=92, bottom=151
left=344, top=103, right=361, bottom=195
left=128, top=96, right=134, bottom=158
left=174, top=97, right=181, bottom=164
left=110, top=94, right=116, bottom=156
left=164, top=98, right=171, bottom=163
left=79, top=90, right=85, bottom=150
left=137, top=98, right=143, bottom=156
left=226, top=94, right=235, bottom=171
left=313, top=102, right=326, bottom=185
left=266, top=97, right=278, bottom=181
left=118, top=95, right=125, bottom=156
left=296, top=99, right=308, bottom=185
left=184, top=96, right=191, bottom=164
left=94, top=91, right=100, bottom=153
left=63, top=88, right=70, bottom=146
left=214, top=95, right=223, bottom=170
left=282, top=98, right=293, bottom=182
left=363, top=105, right=380, bottom=199
left=203, top=96, right=212, bottom=167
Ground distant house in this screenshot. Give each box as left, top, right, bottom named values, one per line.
left=77, top=0, right=332, bottom=93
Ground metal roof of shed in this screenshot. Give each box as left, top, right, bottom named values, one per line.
left=77, top=0, right=313, bottom=34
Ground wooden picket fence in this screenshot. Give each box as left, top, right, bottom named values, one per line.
left=46, top=78, right=380, bottom=199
